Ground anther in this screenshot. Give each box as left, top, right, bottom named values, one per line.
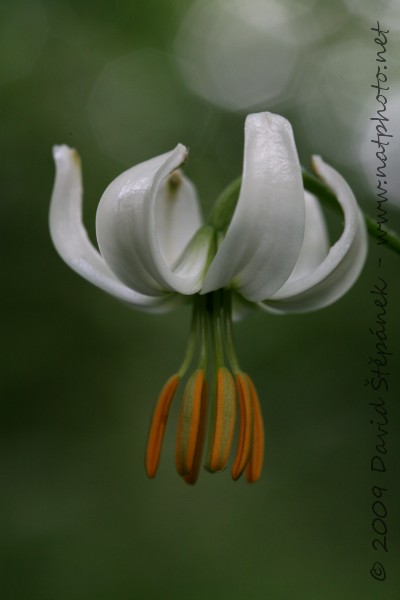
left=175, top=369, right=205, bottom=477
left=184, top=381, right=208, bottom=485
left=145, top=375, right=180, bottom=478
left=231, top=372, right=253, bottom=481
left=245, top=375, right=264, bottom=483
left=205, top=366, right=236, bottom=472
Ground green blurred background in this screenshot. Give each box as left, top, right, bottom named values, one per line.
left=1, top=0, right=399, bottom=598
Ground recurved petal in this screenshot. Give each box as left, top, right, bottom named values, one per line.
left=49, top=145, right=175, bottom=312
left=260, top=156, right=368, bottom=314
left=96, top=145, right=211, bottom=296
left=282, top=191, right=329, bottom=283
left=201, top=112, right=305, bottom=301
left=156, top=169, right=203, bottom=267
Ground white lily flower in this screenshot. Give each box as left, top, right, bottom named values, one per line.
left=50, top=112, right=367, bottom=484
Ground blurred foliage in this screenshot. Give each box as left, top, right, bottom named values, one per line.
left=1, top=0, right=399, bottom=598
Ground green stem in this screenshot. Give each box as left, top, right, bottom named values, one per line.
left=207, top=170, right=400, bottom=256
left=209, top=292, right=225, bottom=368
left=223, top=292, right=240, bottom=375
left=301, top=169, right=400, bottom=255
left=177, top=301, right=198, bottom=377
left=208, top=177, right=242, bottom=233
left=198, top=297, right=208, bottom=371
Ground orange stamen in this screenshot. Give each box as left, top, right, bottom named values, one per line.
left=175, top=370, right=204, bottom=477
left=206, top=367, right=236, bottom=472
left=184, top=381, right=209, bottom=485
left=231, top=372, right=253, bottom=481
left=145, top=375, right=180, bottom=478
left=245, top=375, right=264, bottom=483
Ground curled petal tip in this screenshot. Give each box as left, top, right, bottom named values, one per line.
left=310, top=155, right=324, bottom=175
left=52, top=143, right=70, bottom=155
left=175, top=143, right=189, bottom=164
left=52, top=144, right=80, bottom=166
left=245, top=111, right=290, bottom=129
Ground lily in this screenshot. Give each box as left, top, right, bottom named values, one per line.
left=50, top=112, right=367, bottom=484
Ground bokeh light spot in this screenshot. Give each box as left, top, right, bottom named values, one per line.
left=87, top=48, right=211, bottom=165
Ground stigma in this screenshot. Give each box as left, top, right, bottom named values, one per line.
left=145, top=291, right=265, bottom=484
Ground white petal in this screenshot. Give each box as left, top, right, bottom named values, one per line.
left=260, top=156, right=368, bottom=314
left=156, top=169, right=203, bottom=267
left=49, top=145, right=175, bottom=312
left=282, top=191, right=329, bottom=283
left=201, top=112, right=305, bottom=301
left=96, top=145, right=210, bottom=295
left=231, top=292, right=256, bottom=322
